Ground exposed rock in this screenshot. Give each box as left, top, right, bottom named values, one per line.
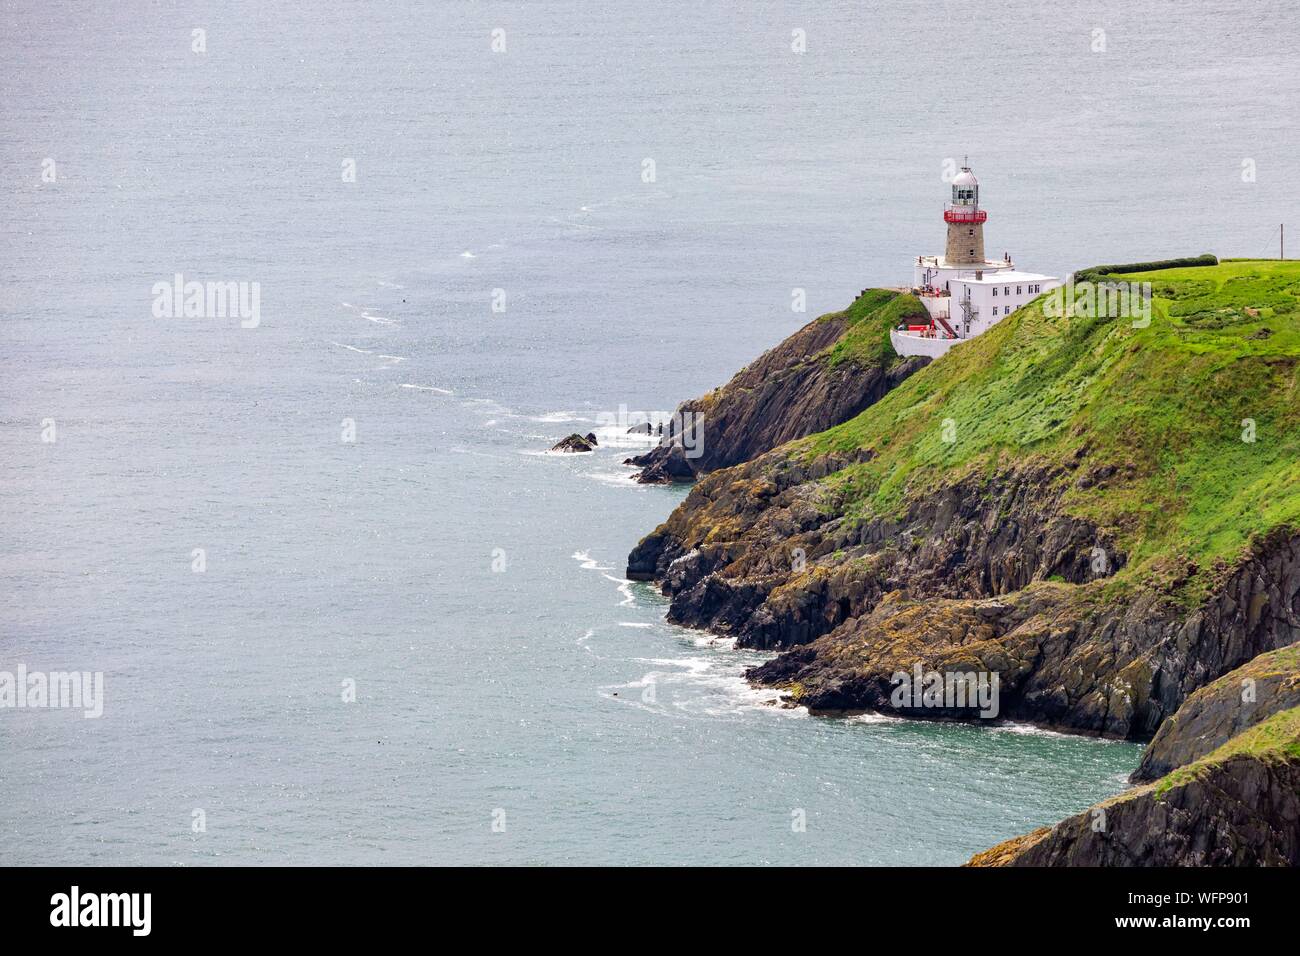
left=632, top=440, right=1300, bottom=736
left=551, top=433, right=595, bottom=453
left=584, top=432, right=598, bottom=445
left=626, top=422, right=654, bottom=435
left=626, top=262, right=1300, bottom=865
left=1131, top=643, right=1300, bottom=782
left=968, top=707, right=1300, bottom=866
left=632, top=443, right=697, bottom=483
left=630, top=290, right=929, bottom=483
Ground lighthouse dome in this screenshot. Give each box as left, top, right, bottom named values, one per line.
left=952, top=168, right=978, bottom=187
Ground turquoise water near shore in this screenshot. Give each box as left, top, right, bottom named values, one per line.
left=4, top=0, right=1296, bottom=864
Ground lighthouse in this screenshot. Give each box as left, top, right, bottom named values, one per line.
left=890, top=163, right=1059, bottom=359
left=944, top=167, right=987, bottom=265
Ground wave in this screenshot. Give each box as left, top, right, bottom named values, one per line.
left=845, top=711, right=906, bottom=726
left=572, top=550, right=613, bottom=572
left=329, top=340, right=371, bottom=355
left=601, top=651, right=795, bottom=719
left=341, top=301, right=399, bottom=327
left=398, top=383, right=453, bottom=395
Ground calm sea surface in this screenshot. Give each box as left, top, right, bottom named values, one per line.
left=3, top=0, right=1296, bottom=864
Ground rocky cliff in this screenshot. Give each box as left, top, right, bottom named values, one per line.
left=629, top=289, right=929, bottom=483
left=631, top=261, right=1300, bottom=737
left=628, top=260, right=1300, bottom=864
left=968, top=706, right=1300, bottom=866
left=1132, top=642, right=1300, bottom=782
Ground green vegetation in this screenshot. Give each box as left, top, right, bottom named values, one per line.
left=793, top=260, right=1300, bottom=605
left=1074, top=254, right=1217, bottom=284
left=1154, top=705, right=1300, bottom=796
left=823, top=289, right=928, bottom=370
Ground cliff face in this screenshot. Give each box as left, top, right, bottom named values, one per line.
left=631, top=444, right=1300, bottom=735
left=630, top=289, right=929, bottom=483
left=969, top=707, right=1300, bottom=866
left=628, top=261, right=1300, bottom=865
left=1131, top=643, right=1300, bottom=782
left=628, top=261, right=1300, bottom=740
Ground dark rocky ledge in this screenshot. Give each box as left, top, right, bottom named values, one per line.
left=630, top=291, right=928, bottom=483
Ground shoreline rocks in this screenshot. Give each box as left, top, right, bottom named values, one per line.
left=625, top=265, right=1300, bottom=864
left=551, top=433, right=596, bottom=453
left=968, top=705, right=1300, bottom=866
left=630, top=290, right=929, bottom=483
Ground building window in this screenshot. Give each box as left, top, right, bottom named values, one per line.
left=1004, top=287, right=1010, bottom=295
left=1004, top=306, right=1010, bottom=315
left=992, top=287, right=998, bottom=296
left=968, top=248, right=974, bottom=256
left=968, top=228, right=974, bottom=236
left=1016, top=286, right=1022, bottom=295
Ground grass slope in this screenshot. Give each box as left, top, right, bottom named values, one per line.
left=1154, top=704, right=1300, bottom=797
left=822, top=288, right=928, bottom=370
left=794, top=260, right=1300, bottom=606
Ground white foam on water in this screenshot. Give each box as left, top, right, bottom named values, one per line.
left=589, top=422, right=660, bottom=449
left=601, top=573, right=635, bottom=607
left=398, top=383, right=453, bottom=395
left=341, top=301, right=399, bottom=326
left=575, top=552, right=797, bottom=720
left=633, top=656, right=712, bottom=674
left=582, top=469, right=645, bottom=488
left=329, top=340, right=373, bottom=355
left=606, top=650, right=800, bottom=720
left=990, top=721, right=1101, bottom=740
left=689, top=633, right=738, bottom=650
left=846, top=711, right=905, bottom=726
left=571, top=550, right=612, bottom=572
left=329, top=341, right=407, bottom=369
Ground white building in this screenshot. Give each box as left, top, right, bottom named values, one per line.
left=890, top=166, right=1059, bottom=359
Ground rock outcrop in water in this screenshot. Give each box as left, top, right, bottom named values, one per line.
left=628, top=261, right=1300, bottom=865
left=552, top=433, right=596, bottom=453
left=630, top=289, right=929, bottom=483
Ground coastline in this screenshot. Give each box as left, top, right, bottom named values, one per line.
left=624, top=260, right=1300, bottom=865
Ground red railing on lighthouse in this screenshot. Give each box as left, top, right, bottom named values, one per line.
left=944, top=207, right=988, bottom=223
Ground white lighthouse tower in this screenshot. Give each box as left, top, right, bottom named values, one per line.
left=890, top=164, right=1059, bottom=359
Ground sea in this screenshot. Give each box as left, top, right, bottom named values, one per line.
left=3, top=0, right=1296, bottom=865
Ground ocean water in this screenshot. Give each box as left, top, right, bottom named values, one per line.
left=2, top=0, right=1295, bottom=865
